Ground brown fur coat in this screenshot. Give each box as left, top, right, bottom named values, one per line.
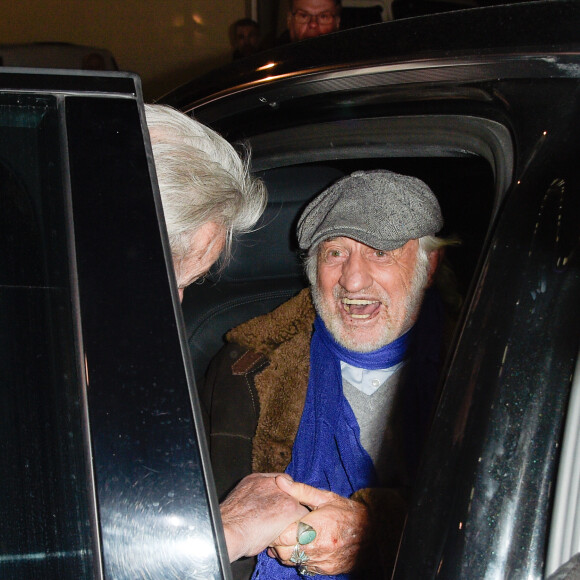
left=227, top=287, right=314, bottom=474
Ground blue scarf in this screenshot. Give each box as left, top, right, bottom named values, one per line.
left=251, top=318, right=411, bottom=580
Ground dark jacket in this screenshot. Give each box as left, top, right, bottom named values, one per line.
left=202, top=288, right=418, bottom=578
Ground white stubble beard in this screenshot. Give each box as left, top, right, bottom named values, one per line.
left=311, top=248, right=430, bottom=353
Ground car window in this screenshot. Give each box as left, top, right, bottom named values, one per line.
left=0, top=94, right=98, bottom=577
left=546, top=352, right=580, bottom=575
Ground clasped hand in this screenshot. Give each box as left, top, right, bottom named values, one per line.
left=268, top=475, right=369, bottom=576
left=220, top=473, right=309, bottom=562
left=220, top=473, right=368, bottom=575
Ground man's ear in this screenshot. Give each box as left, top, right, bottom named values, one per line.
left=427, top=248, right=444, bottom=287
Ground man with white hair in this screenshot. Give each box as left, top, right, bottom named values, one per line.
left=145, top=104, right=267, bottom=301
left=205, top=170, right=457, bottom=578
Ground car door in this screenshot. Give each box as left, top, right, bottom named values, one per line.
left=0, top=70, right=230, bottom=579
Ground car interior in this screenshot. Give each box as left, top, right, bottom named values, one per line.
left=181, top=114, right=509, bottom=390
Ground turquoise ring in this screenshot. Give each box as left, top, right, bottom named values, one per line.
left=297, top=522, right=317, bottom=545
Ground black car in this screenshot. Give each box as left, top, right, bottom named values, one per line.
left=2, top=1, right=580, bottom=578
left=164, top=2, right=580, bottom=578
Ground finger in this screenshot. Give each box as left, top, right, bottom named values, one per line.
left=276, top=473, right=294, bottom=484
left=268, top=543, right=296, bottom=564
left=272, top=543, right=315, bottom=568
left=272, top=518, right=318, bottom=551
left=271, top=520, right=300, bottom=548
left=275, top=475, right=337, bottom=509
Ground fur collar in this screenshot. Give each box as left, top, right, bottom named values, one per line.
left=227, top=288, right=314, bottom=472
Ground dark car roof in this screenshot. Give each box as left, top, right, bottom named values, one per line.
left=162, top=0, right=580, bottom=112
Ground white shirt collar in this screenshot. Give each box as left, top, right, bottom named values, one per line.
left=340, top=361, right=404, bottom=396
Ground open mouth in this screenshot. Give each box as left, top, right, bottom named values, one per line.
left=341, top=298, right=380, bottom=319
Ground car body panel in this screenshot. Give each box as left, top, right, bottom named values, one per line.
left=396, top=137, right=580, bottom=578
left=163, top=1, right=580, bottom=114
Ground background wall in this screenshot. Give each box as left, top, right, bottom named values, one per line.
left=1, top=0, right=249, bottom=100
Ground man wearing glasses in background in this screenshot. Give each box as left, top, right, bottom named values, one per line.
left=279, top=0, right=341, bottom=43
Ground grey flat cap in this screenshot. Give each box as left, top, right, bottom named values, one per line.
left=297, top=169, right=443, bottom=250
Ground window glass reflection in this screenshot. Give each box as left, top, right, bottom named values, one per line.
left=0, top=95, right=96, bottom=578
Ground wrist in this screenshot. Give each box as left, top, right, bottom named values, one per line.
left=223, top=521, right=245, bottom=563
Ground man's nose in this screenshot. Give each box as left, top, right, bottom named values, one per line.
left=338, top=253, right=372, bottom=292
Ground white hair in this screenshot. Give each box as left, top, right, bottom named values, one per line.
left=145, top=104, right=267, bottom=264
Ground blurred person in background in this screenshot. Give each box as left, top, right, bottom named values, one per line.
left=278, top=0, right=341, bottom=44
left=231, top=18, right=262, bottom=59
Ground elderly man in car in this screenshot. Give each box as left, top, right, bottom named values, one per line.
left=205, top=170, right=456, bottom=578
